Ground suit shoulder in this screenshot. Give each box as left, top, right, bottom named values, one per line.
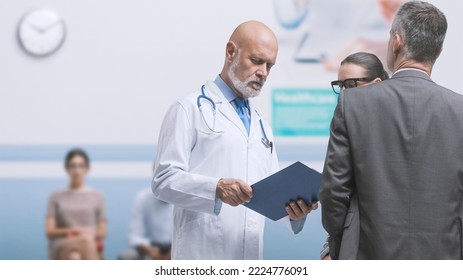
left=434, top=84, right=463, bottom=100
left=340, top=86, right=372, bottom=107
left=412, top=80, right=463, bottom=107
left=342, top=84, right=376, bottom=98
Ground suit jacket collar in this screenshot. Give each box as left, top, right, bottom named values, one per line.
left=391, top=68, right=433, bottom=82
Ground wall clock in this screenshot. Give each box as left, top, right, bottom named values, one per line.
left=17, top=9, right=66, bottom=57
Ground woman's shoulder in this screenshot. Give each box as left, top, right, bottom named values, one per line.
left=83, top=187, right=105, bottom=200
left=50, top=187, right=103, bottom=196
left=49, top=188, right=68, bottom=198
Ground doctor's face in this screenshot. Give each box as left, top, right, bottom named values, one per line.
left=228, top=43, right=277, bottom=98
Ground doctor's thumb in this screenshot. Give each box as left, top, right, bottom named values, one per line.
left=238, top=181, right=253, bottom=198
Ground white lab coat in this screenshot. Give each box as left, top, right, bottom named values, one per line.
left=152, top=81, right=295, bottom=259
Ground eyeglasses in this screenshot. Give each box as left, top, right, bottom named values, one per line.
left=67, top=164, right=88, bottom=170
left=331, top=77, right=375, bottom=94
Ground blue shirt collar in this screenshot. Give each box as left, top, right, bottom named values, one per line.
left=214, top=75, right=239, bottom=103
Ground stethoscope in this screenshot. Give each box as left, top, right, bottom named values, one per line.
left=197, top=85, right=224, bottom=134
left=197, top=85, right=273, bottom=153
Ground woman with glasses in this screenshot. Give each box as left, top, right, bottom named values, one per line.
left=331, top=52, right=389, bottom=94
left=322, top=52, right=388, bottom=260
left=45, top=148, right=107, bottom=259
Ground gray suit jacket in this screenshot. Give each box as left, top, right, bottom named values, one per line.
left=321, top=196, right=359, bottom=260
left=320, top=69, right=463, bottom=260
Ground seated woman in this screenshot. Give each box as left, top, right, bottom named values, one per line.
left=46, top=148, right=107, bottom=259
left=322, top=52, right=389, bottom=260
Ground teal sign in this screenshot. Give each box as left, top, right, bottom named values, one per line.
left=272, top=88, right=338, bottom=136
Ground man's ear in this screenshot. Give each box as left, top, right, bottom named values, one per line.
left=393, top=33, right=403, bottom=55
left=226, top=41, right=238, bottom=62
left=372, top=77, right=382, bottom=83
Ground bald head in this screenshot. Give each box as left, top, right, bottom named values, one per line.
left=220, top=21, right=278, bottom=99
left=229, top=21, right=278, bottom=53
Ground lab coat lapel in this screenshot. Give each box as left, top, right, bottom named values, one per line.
left=205, top=81, right=249, bottom=138
left=248, top=99, right=258, bottom=141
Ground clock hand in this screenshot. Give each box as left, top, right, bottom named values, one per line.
left=41, top=21, right=62, bottom=32
left=27, top=22, right=45, bottom=33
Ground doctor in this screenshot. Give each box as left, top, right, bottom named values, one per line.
left=152, top=21, right=318, bottom=260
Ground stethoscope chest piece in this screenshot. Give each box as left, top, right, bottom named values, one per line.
left=261, top=137, right=273, bottom=153
left=256, top=112, right=273, bottom=154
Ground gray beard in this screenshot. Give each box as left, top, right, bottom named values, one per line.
left=228, top=53, right=263, bottom=98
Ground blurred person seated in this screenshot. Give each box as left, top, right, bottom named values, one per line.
left=45, top=148, right=107, bottom=260
left=118, top=188, right=173, bottom=260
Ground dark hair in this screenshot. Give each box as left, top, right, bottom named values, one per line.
left=65, top=148, right=90, bottom=169
left=341, top=52, right=389, bottom=81
left=392, top=1, right=447, bottom=65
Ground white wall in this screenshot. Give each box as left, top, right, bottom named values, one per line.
left=0, top=0, right=277, bottom=145
left=427, top=0, right=463, bottom=90
left=1, top=0, right=462, bottom=145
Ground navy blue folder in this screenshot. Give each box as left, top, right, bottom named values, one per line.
left=244, top=161, right=322, bottom=221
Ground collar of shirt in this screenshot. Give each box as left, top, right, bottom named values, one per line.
left=392, top=67, right=429, bottom=77
left=213, top=75, right=251, bottom=120
left=214, top=75, right=239, bottom=103
left=214, top=75, right=248, bottom=105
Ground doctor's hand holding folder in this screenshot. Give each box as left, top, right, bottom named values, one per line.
left=217, top=161, right=321, bottom=221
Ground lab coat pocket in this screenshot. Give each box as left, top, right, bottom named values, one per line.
left=250, top=138, right=273, bottom=175
left=176, top=216, right=224, bottom=259
left=197, top=113, right=225, bottom=137
left=196, top=129, right=225, bottom=152
left=197, top=105, right=224, bottom=135
left=196, top=122, right=228, bottom=156
left=198, top=129, right=223, bottom=137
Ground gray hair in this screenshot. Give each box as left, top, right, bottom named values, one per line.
left=391, top=1, right=447, bottom=65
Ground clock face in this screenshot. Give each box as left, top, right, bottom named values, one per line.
left=17, top=9, right=66, bottom=57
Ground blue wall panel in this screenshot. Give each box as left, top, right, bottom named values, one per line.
left=0, top=145, right=327, bottom=260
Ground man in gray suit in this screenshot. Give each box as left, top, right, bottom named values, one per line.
left=320, top=1, right=463, bottom=260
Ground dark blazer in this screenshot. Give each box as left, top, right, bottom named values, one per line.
left=320, top=195, right=359, bottom=260
left=338, top=195, right=360, bottom=259
left=320, top=69, right=463, bottom=259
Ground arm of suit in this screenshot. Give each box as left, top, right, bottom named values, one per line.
left=152, top=102, right=220, bottom=215
left=320, top=91, right=355, bottom=259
